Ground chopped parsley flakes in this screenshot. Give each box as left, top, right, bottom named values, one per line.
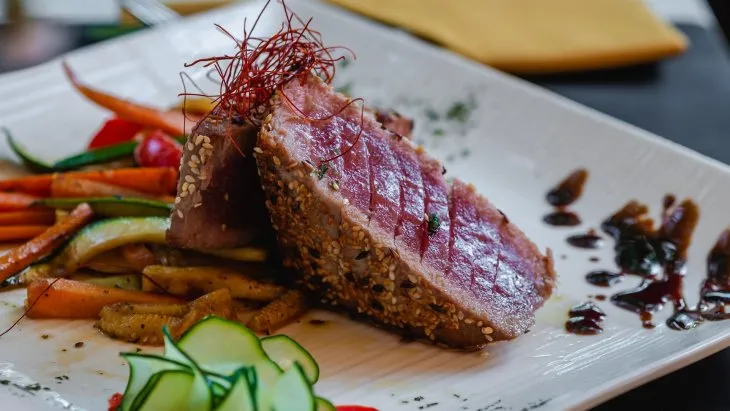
left=315, top=163, right=329, bottom=180
left=427, top=213, right=441, bottom=235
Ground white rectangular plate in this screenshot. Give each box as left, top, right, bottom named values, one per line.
left=0, top=1, right=729, bottom=410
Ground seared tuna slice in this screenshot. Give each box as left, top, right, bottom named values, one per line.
left=168, top=116, right=270, bottom=249
left=255, top=74, right=555, bottom=348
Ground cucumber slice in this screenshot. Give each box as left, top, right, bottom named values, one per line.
left=271, top=363, right=316, bottom=411
left=119, top=353, right=189, bottom=411
left=36, top=197, right=172, bottom=218
left=5, top=130, right=54, bottom=173
left=175, top=316, right=282, bottom=385
left=315, top=397, right=337, bottom=411
left=62, top=217, right=169, bottom=272
left=135, top=369, right=194, bottom=411
left=216, top=370, right=256, bottom=411
left=163, top=327, right=213, bottom=411
left=262, top=334, right=320, bottom=383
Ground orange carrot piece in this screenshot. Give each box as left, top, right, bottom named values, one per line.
left=0, top=192, right=43, bottom=211
left=0, top=203, right=93, bottom=282
left=63, top=62, right=187, bottom=136
left=0, top=226, right=51, bottom=242
left=0, top=210, right=56, bottom=226
left=0, top=167, right=178, bottom=196
left=25, top=278, right=184, bottom=319
left=121, top=244, right=157, bottom=272
left=50, top=175, right=153, bottom=199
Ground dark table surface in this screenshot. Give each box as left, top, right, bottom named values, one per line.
left=2, top=5, right=730, bottom=411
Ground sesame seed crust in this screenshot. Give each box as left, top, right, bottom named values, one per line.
left=256, top=115, right=500, bottom=350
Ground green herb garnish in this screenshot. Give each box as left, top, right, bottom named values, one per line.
left=427, top=213, right=441, bottom=235
left=432, top=128, right=445, bottom=137
left=446, top=101, right=473, bottom=123
left=424, top=108, right=440, bottom=121
left=315, top=163, right=329, bottom=180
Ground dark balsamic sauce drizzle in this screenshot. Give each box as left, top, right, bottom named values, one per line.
left=543, top=169, right=588, bottom=227
left=567, top=232, right=604, bottom=249
left=586, top=270, right=622, bottom=287
left=543, top=211, right=581, bottom=227
left=546, top=169, right=588, bottom=207
left=565, top=301, right=605, bottom=335
left=601, top=198, right=703, bottom=330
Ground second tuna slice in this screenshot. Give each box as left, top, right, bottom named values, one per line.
left=255, top=74, right=556, bottom=349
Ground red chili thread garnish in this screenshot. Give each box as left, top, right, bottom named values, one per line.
left=0, top=278, right=61, bottom=338
left=181, top=0, right=363, bottom=161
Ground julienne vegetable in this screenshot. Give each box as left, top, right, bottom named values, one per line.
left=62, top=62, right=188, bottom=137
left=36, top=197, right=172, bottom=218
left=88, top=117, right=143, bottom=149
left=112, top=316, right=340, bottom=411
left=6, top=130, right=137, bottom=172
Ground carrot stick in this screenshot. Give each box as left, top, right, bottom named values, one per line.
left=0, top=226, right=51, bottom=242
left=25, top=278, right=184, bottom=319
left=50, top=175, right=154, bottom=199
left=0, top=167, right=178, bottom=196
left=0, top=192, right=43, bottom=211
left=0, top=203, right=93, bottom=282
left=62, top=62, right=187, bottom=136
left=0, top=210, right=56, bottom=226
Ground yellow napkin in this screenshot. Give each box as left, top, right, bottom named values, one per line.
left=327, top=0, right=688, bottom=73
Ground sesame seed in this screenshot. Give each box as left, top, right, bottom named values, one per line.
left=202, top=136, right=211, bottom=144
left=176, top=210, right=183, bottom=219
left=221, top=224, right=227, bottom=231
left=203, top=142, right=214, bottom=150
left=180, top=191, right=188, bottom=198
left=254, top=147, right=264, bottom=154
left=224, top=193, right=229, bottom=201
left=182, top=182, right=189, bottom=192
left=273, top=156, right=281, bottom=166
left=174, top=196, right=181, bottom=204
left=331, top=181, right=339, bottom=191
left=188, top=184, right=196, bottom=194
left=477, top=321, right=483, bottom=327
left=464, top=318, right=474, bottom=324
left=184, top=175, right=195, bottom=183
left=194, top=202, right=202, bottom=208
left=481, top=327, right=494, bottom=335
left=485, top=335, right=494, bottom=342
left=186, top=142, right=194, bottom=151
left=343, top=199, right=350, bottom=205
left=195, top=135, right=204, bottom=145
left=191, top=154, right=200, bottom=164
left=190, top=167, right=200, bottom=175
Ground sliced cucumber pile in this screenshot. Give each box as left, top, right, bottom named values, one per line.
left=118, top=316, right=330, bottom=411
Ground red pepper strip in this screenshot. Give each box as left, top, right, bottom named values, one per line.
left=88, top=117, right=143, bottom=149
left=107, top=393, right=123, bottom=411
left=336, top=406, right=379, bottom=411
left=134, top=130, right=183, bottom=169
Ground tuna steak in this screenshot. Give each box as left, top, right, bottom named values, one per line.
left=255, top=74, right=555, bottom=348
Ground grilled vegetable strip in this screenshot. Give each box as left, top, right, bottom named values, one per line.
left=53, top=141, right=137, bottom=171
left=248, top=290, right=309, bottom=333
left=97, top=289, right=234, bottom=345
left=0, top=203, right=93, bottom=282
left=121, top=244, right=157, bottom=272
left=83, top=250, right=136, bottom=273
left=0, top=167, right=178, bottom=196
left=25, top=278, right=184, bottom=319
left=63, top=62, right=187, bottom=136
left=141, top=265, right=286, bottom=301
left=0, top=192, right=43, bottom=211
left=0, top=210, right=55, bottom=226
left=50, top=176, right=152, bottom=199
left=0, top=225, right=51, bottom=242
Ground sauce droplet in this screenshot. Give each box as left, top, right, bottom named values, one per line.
left=546, top=169, right=588, bottom=207
left=565, top=301, right=605, bottom=335
left=543, top=211, right=581, bottom=227
left=586, top=270, right=622, bottom=287
left=567, top=233, right=604, bottom=249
